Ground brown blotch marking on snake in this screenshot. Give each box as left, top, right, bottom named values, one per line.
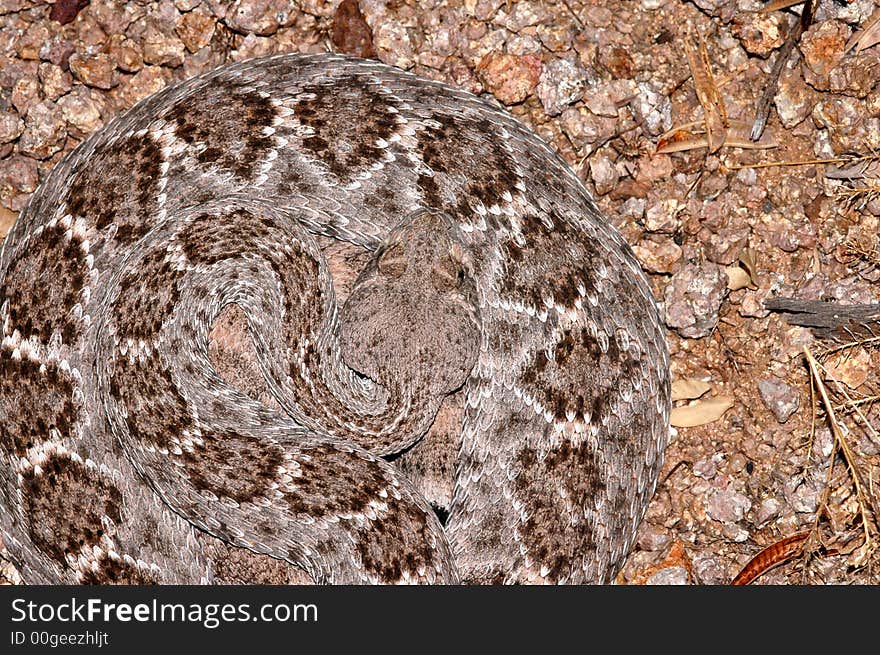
left=520, top=327, right=639, bottom=425
left=179, top=429, right=284, bottom=504
left=21, top=452, right=122, bottom=568
left=0, top=222, right=87, bottom=343
left=482, top=316, right=527, bottom=363
left=285, top=445, right=388, bottom=518
left=363, top=183, right=399, bottom=212
left=111, top=246, right=183, bottom=342
left=64, top=131, right=163, bottom=244
left=449, top=411, right=529, bottom=582
left=178, top=209, right=274, bottom=266
left=416, top=113, right=518, bottom=228
left=275, top=161, right=309, bottom=192
left=177, top=209, right=325, bottom=354
left=202, top=538, right=311, bottom=584
left=499, top=212, right=603, bottom=313
left=0, top=352, right=77, bottom=457
left=164, top=80, right=277, bottom=180
left=275, top=255, right=330, bottom=378
left=514, top=440, right=604, bottom=583
left=293, top=77, right=399, bottom=181
left=353, top=502, right=439, bottom=583
left=109, top=354, right=193, bottom=452
left=79, top=555, right=158, bottom=585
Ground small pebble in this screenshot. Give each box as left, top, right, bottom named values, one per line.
left=18, top=100, right=66, bottom=159
left=664, top=263, right=727, bottom=339
left=706, top=487, right=752, bottom=523
left=536, top=56, right=592, bottom=116
left=692, top=554, right=728, bottom=585
left=176, top=11, right=217, bottom=54
left=693, top=456, right=717, bottom=480
left=799, top=20, right=848, bottom=91
left=226, top=0, right=295, bottom=36
left=476, top=52, right=541, bottom=104
left=143, top=25, right=187, bottom=67
left=757, top=378, right=800, bottom=424
left=646, top=566, right=690, bottom=585
left=755, top=498, right=781, bottom=526
left=69, top=53, right=118, bottom=89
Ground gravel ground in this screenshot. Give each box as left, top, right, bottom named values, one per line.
left=1, top=0, right=879, bottom=585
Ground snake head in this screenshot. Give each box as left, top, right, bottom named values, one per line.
left=339, top=209, right=481, bottom=399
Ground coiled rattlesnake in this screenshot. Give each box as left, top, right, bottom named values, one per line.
left=0, top=53, right=670, bottom=584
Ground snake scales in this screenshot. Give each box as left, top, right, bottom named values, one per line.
left=0, top=53, right=670, bottom=584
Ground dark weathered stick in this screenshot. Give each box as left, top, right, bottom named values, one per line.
left=750, top=2, right=814, bottom=142
left=765, top=298, right=880, bottom=340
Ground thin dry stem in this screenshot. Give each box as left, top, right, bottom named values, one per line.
left=727, top=154, right=878, bottom=171
left=804, top=347, right=878, bottom=562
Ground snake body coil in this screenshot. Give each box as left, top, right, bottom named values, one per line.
left=0, top=54, right=669, bottom=584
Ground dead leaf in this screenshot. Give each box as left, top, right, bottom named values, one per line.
left=825, top=156, right=880, bottom=181
left=670, top=395, right=734, bottom=427
left=846, top=7, right=880, bottom=54
left=822, top=349, right=872, bottom=390
left=737, top=247, right=760, bottom=287
left=725, top=266, right=751, bottom=291
left=655, top=123, right=707, bottom=154
left=849, top=540, right=878, bottom=568
left=717, top=126, right=778, bottom=150
left=730, top=532, right=809, bottom=585
left=620, top=539, right=692, bottom=585
left=671, top=378, right=712, bottom=402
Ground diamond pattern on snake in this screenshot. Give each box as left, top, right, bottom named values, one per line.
left=0, top=53, right=670, bottom=585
